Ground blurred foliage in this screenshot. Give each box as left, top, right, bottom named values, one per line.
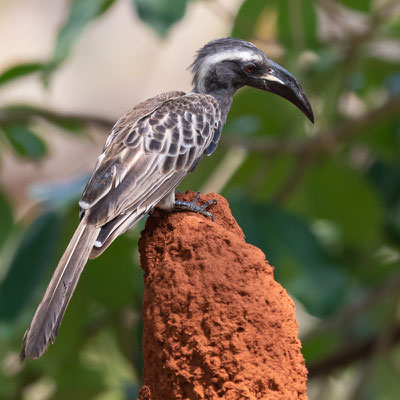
left=0, top=0, right=399, bottom=399
left=42, top=0, right=117, bottom=84
left=0, top=63, right=44, bottom=87
left=1, top=124, right=47, bottom=159
left=0, top=212, right=60, bottom=321
left=132, top=0, right=190, bottom=36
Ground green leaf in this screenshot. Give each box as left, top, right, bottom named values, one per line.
left=224, top=115, right=262, bottom=136
left=303, top=330, right=342, bottom=365
left=132, top=0, right=189, bottom=37
left=43, top=0, right=116, bottom=84
left=231, top=0, right=269, bottom=39
left=0, top=212, right=61, bottom=321
left=340, top=0, right=371, bottom=12
left=255, top=156, right=295, bottom=199
left=224, top=154, right=294, bottom=201
left=368, top=352, right=400, bottom=400
left=277, top=0, right=317, bottom=50
left=359, top=58, right=400, bottom=94
left=358, top=116, right=400, bottom=161
left=1, top=123, right=47, bottom=159
left=368, top=160, right=400, bottom=243
left=1, top=104, right=86, bottom=133
left=223, top=152, right=266, bottom=196
left=0, top=63, right=44, bottom=87
left=229, top=196, right=348, bottom=317
left=383, top=17, right=400, bottom=38
left=53, top=362, right=106, bottom=399
left=0, top=190, right=13, bottom=250
left=287, top=159, right=384, bottom=249
left=83, top=235, right=142, bottom=309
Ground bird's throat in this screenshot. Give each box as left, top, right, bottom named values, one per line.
left=193, top=85, right=234, bottom=125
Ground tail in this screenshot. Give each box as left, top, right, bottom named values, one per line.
left=21, top=219, right=100, bottom=361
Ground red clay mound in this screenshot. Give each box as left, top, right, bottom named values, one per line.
left=138, top=191, right=307, bottom=400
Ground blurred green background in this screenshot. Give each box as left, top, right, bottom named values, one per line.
left=0, top=0, right=399, bottom=399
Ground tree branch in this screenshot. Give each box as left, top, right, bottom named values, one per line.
left=0, top=105, right=114, bottom=130
left=1, top=95, right=398, bottom=158
left=272, top=153, right=312, bottom=205
left=222, top=95, right=400, bottom=156
left=308, top=271, right=400, bottom=378
left=307, top=325, right=400, bottom=378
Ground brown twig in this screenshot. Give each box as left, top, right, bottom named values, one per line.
left=307, top=270, right=400, bottom=378
left=307, top=325, right=400, bottom=378
left=222, top=94, right=400, bottom=156
left=327, top=270, right=400, bottom=331
left=350, top=292, right=400, bottom=399
left=0, top=105, right=114, bottom=130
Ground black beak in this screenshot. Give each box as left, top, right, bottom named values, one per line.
left=249, top=60, right=314, bottom=123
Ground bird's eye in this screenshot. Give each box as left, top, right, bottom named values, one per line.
left=243, top=63, right=256, bottom=74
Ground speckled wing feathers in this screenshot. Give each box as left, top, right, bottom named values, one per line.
left=79, top=91, right=222, bottom=253
left=79, top=91, right=185, bottom=209
left=20, top=91, right=222, bottom=360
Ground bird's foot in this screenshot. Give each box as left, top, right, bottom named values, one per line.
left=174, top=191, right=217, bottom=221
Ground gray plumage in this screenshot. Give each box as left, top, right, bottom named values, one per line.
left=21, top=37, right=313, bottom=360
left=21, top=220, right=100, bottom=359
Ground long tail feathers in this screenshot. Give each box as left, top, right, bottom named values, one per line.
left=21, top=219, right=100, bottom=361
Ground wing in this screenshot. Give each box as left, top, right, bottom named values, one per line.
left=21, top=92, right=223, bottom=359
left=79, top=90, right=185, bottom=210
left=78, top=92, right=221, bottom=253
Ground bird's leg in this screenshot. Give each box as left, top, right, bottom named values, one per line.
left=174, top=191, right=217, bottom=221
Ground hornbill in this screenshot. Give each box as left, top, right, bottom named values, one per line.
left=21, top=38, right=314, bottom=360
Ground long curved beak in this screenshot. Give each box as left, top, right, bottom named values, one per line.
left=249, top=61, right=314, bottom=123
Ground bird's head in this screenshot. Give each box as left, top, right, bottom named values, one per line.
left=191, top=38, right=314, bottom=123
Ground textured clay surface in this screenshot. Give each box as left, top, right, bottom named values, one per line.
left=138, top=192, right=308, bottom=400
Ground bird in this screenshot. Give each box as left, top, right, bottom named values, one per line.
left=21, top=37, right=314, bottom=360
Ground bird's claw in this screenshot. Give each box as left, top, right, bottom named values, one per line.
left=174, top=191, right=217, bottom=221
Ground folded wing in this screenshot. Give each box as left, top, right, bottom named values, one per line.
left=79, top=92, right=222, bottom=257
